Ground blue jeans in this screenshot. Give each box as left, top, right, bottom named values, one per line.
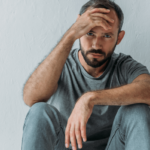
left=21, top=102, right=150, bottom=150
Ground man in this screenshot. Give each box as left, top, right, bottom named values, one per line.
left=21, top=0, right=150, bottom=150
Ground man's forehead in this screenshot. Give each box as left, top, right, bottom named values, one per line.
left=87, top=7, right=119, bottom=31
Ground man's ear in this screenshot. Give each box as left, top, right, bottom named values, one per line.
left=117, top=30, right=125, bottom=45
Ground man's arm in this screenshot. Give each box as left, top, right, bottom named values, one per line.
left=23, top=29, right=76, bottom=107
left=88, top=74, right=150, bottom=107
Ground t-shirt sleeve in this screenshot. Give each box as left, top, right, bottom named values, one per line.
left=120, top=54, right=150, bottom=84
left=58, top=64, right=65, bottom=84
left=57, top=60, right=70, bottom=85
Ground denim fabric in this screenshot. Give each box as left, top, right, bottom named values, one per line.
left=21, top=102, right=150, bottom=150
left=105, top=103, right=150, bottom=150
left=21, top=102, right=70, bottom=150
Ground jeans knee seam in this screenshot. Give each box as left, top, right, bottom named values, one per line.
left=106, top=127, right=119, bottom=150
left=57, top=111, right=65, bottom=134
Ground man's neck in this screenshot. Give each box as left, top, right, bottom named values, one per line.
left=78, top=50, right=110, bottom=78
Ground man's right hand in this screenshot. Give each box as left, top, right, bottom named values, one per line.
left=70, top=7, right=115, bottom=40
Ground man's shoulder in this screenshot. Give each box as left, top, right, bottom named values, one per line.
left=112, top=52, right=134, bottom=64
left=112, top=52, right=148, bottom=72
left=112, top=52, right=132, bottom=59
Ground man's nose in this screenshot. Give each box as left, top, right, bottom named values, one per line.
left=92, top=38, right=103, bottom=50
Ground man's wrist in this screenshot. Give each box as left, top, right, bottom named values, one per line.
left=63, top=28, right=76, bottom=43
left=86, top=91, right=97, bottom=108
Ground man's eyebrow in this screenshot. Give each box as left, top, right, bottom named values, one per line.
left=89, top=30, right=114, bottom=36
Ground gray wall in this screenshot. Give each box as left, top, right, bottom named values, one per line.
left=0, top=0, right=150, bottom=150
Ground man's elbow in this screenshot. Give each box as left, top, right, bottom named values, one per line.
left=23, top=95, right=47, bottom=107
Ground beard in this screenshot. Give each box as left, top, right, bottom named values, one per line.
left=79, top=40, right=117, bottom=68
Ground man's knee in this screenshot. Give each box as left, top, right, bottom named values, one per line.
left=120, top=103, right=150, bottom=120
left=115, top=103, right=150, bottom=132
left=30, top=102, right=59, bottom=115
left=24, top=102, right=60, bottom=126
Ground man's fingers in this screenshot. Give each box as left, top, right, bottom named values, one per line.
left=93, top=19, right=111, bottom=31
left=81, top=122, right=87, bottom=142
left=91, top=17, right=112, bottom=30
left=75, top=123, right=82, bottom=149
left=90, top=7, right=110, bottom=14
left=65, top=123, right=71, bottom=148
left=91, top=12, right=114, bottom=24
left=70, top=124, right=77, bottom=150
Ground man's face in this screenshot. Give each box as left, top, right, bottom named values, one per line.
left=79, top=8, right=120, bottom=68
left=79, top=39, right=117, bottom=68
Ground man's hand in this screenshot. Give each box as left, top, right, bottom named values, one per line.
left=65, top=93, right=94, bottom=150
left=69, top=7, right=114, bottom=40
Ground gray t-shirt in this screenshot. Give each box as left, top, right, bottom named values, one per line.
left=47, top=48, right=149, bottom=150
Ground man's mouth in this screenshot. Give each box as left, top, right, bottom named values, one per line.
left=90, top=53, right=103, bottom=58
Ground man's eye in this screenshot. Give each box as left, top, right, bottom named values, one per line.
left=104, top=34, right=111, bottom=38
left=87, top=32, right=94, bottom=36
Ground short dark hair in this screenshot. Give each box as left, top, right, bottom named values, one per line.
left=79, top=0, right=124, bottom=34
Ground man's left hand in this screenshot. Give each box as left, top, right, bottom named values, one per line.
left=65, top=92, right=94, bottom=150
